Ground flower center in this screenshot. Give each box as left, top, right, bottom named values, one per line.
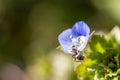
left=70, top=35, right=86, bottom=51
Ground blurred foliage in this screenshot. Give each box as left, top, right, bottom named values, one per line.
left=76, top=26, right=120, bottom=80
left=92, top=0, right=120, bottom=24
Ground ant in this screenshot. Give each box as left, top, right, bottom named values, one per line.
left=72, top=45, right=84, bottom=61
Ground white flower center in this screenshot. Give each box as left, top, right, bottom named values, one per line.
left=70, top=35, right=86, bottom=51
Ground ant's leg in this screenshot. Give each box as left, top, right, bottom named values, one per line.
left=72, top=54, right=76, bottom=58
left=72, top=55, right=78, bottom=62
left=75, top=59, right=80, bottom=62
left=72, top=52, right=77, bottom=58
left=74, top=57, right=81, bottom=62
left=74, top=57, right=76, bottom=61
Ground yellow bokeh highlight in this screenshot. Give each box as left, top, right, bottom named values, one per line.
left=95, top=42, right=105, bottom=54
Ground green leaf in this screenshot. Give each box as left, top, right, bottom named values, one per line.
left=89, top=35, right=106, bottom=54
left=114, top=54, right=119, bottom=68
left=76, top=64, right=94, bottom=80
left=83, top=58, right=96, bottom=67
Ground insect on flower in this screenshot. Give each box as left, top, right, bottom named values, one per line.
left=58, top=21, right=94, bottom=61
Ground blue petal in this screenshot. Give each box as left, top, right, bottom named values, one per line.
left=72, top=21, right=90, bottom=37
left=58, top=29, right=73, bottom=54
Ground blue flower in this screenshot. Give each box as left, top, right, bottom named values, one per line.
left=58, top=21, right=90, bottom=54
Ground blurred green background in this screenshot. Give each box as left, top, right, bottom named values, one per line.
left=0, top=0, right=120, bottom=80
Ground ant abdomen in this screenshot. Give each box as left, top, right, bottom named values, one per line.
left=76, top=55, right=84, bottom=60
